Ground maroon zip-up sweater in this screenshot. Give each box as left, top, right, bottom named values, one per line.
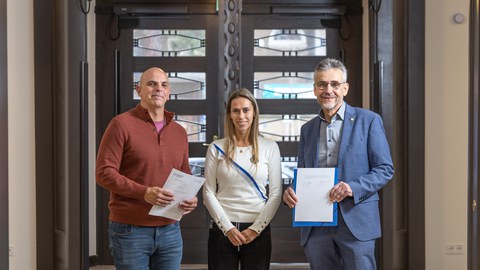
left=96, top=104, right=191, bottom=226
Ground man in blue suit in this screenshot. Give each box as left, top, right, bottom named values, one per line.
left=283, top=58, right=394, bottom=270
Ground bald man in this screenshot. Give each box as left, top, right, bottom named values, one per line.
left=96, top=67, right=198, bottom=270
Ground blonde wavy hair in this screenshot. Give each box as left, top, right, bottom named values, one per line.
left=223, top=88, right=260, bottom=166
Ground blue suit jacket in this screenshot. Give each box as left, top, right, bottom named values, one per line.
left=298, top=103, right=394, bottom=244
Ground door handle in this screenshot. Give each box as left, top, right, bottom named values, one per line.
left=202, top=135, right=219, bottom=147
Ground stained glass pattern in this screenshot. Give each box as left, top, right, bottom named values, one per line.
left=133, top=29, right=206, bottom=57
left=254, top=72, right=315, bottom=99
left=189, top=157, right=205, bottom=177
left=281, top=160, right=297, bottom=185
left=175, top=115, right=206, bottom=142
left=259, top=114, right=317, bottom=142
left=254, top=29, right=326, bottom=56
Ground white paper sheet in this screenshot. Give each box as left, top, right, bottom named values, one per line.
left=149, top=168, right=205, bottom=221
left=294, top=168, right=336, bottom=222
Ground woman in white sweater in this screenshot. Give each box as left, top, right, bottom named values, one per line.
left=203, top=88, right=282, bottom=270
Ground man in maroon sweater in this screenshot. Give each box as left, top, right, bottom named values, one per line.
left=96, top=67, right=198, bottom=270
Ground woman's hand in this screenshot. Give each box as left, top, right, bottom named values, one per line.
left=226, top=228, right=247, bottom=247
left=241, top=228, right=259, bottom=244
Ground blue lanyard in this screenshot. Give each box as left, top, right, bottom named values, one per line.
left=213, top=144, right=268, bottom=202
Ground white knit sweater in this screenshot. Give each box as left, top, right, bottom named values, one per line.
left=202, top=137, right=282, bottom=235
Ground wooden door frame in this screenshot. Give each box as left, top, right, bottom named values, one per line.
left=34, top=0, right=55, bottom=268
left=34, top=1, right=89, bottom=269
left=370, top=0, right=425, bottom=269
left=469, top=0, right=480, bottom=269
left=0, top=0, right=8, bottom=268
left=405, top=0, right=426, bottom=268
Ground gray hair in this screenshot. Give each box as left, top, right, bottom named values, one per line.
left=314, top=58, right=348, bottom=82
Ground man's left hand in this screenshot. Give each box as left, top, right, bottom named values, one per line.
left=329, top=181, right=353, bottom=202
left=180, top=196, right=198, bottom=215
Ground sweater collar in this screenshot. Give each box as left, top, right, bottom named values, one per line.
left=133, top=104, right=175, bottom=125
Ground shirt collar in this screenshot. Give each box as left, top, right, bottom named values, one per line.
left=318, top=102, right=346, bottom=122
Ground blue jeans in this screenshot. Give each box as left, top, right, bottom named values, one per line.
left=109, top=221, right=183, bottom=270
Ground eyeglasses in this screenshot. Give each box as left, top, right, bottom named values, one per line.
left=314, top=81, right=346, bottom=90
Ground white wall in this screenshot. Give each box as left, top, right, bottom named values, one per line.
left=7, top=0, right=36, bottom=269
left=425, top=0, right=469, bottom=269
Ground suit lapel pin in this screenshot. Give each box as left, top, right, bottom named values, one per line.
left=350, top=117, right=355, bottom=122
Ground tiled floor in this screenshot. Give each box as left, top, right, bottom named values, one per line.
left=90, top=263, right=310, bottom=269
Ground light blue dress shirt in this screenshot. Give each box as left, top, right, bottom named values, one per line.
left=317, top=102, right=346, bottom=167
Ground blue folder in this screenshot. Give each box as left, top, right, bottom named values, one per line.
left=292, top=168, right=338, bottom=227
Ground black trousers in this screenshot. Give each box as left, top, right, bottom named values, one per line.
left=208, top=221, right=272, bottom=270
